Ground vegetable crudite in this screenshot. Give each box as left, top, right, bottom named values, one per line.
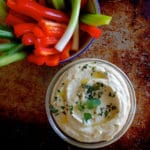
left=0, top=0, right=112, bottom=67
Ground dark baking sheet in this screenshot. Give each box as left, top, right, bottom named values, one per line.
left=0, top=0, right=149, bottom=149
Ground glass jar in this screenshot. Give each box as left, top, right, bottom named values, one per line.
left=45, top=58, right=136, bottom=149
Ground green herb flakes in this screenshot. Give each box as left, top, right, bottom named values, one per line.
left=92, top=66, right=96, bottom=72
left=61, top=106, right=65, bottom=110
left=49, top=104, right=59, bottom=115
left=77, top=102, right=85, bottom=111
left=98, top=91, right=103, bottom=98
left=68, top=105, right=73, bottom=114
left=81, top=82, right=104, bottom=100
left=54, top=96, right=58, bottom=101
left=83, top=113, right=92, bottom=122
left=57, top=89, right=61, bottom=93
left=104, top=110, right=109, bottom=117
left=109, top=91, right=116, bottom=97
left=86, top=98, right=101, bottom=109
left=112, top=105, right=117, bottom=110
left=77, top=93, right=82, bottom=99
left=81, top=64, right=88, bottom=70
left=98, top=103, right=117, bottom=118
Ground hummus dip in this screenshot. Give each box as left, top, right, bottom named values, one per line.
left=50, top=60, right=131, bottom=142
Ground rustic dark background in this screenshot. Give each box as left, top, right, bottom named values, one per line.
left=0, top=0, right=149, bottom=149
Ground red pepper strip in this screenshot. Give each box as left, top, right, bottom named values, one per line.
left=39, top=19, right=66, bottom=29
left=43, top=27, right=65, bottom=37
left=22, top=33, right=35, bottom=46
left=38, top=0, right=46, bottom=6
left=32, top=25, right=45, bottom=38
left=80, top=23, right=103, bottom=39
left=60, top=40, right=72, bottom=60
left=13, top=23, right=35, bottom=37
left=42, top=36, right=58, bottom=46
left=45, top=54, right=60, bottom=66
left=9, top=10, right=36, bottom=23
left=39, top=19, right=66, bottom=37
left=27, top=53, right=60, bottom=66
left=5, top=12, right=25, bottom=25
left=27, top=54, right=45, bottom=66
left=35, top=36, right=58, bottom=48
left=7, top=0, right=69, bottom=22
left=34, top=47, right=59, bottom=56
left=5, top=6, right=35, bottom=26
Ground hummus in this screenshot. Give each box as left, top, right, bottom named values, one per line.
left=50, top=60, right=131, bottom=142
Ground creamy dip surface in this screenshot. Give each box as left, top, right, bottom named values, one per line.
left=49, top=61, right=131, bottom=142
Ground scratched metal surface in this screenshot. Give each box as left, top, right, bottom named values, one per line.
left=0, top=0, right=149, bottom=149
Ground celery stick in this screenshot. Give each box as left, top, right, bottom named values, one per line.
left=51, top=0, right=65, bottom=10
left=72, top=23, right=79, bottom=51
left=55, top=0, right=81, bottom=52
left=0, top=42, right=18, bottom=52
left=0, top=29, right=14, bottom=39
left=0, top=52, right=26, bottom=67
left=6, top=43, right=24, bottom=54
left=0, top=0, right=7, bottom=21
left=0, top=24, right=11, bottom=31
left=80, top=14, right=112, bottom=26
left=86, top=0, right=98, bottom=13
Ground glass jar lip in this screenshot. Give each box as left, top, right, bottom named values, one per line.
left=45, top=58, right=136, bottom=149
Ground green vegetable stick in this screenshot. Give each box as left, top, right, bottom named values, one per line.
left=80, top=14, right=112, bottom=26
left=0, top=52, right=26, bottom=67
left=0, top=24, right=12, bottom=32
left=0, top=42, right=18, bottom=52
left=0, top=29, right=14, bottom=39
left=55, top=0, right=81, bottom=52
left=6, top=43, right=24, bottom=54
left=51, top=0, right=65, bottom=10
left=0, top=0, right=7, bottom=21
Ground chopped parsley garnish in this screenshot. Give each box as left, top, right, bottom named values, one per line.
left=111, top=105, right=117, bottom=110
left=92, top=66, right=96, bottom=72
left=76, top=82, right=104, bottom=120
left=68, top=105, right=73, bottom=114
left=98, top=103, right=117, bottom=118
left=61, top=106, right=65, bottom=110
left=109, top=91, right=116, bottom=97
left=77, top=93, right=82, bottom=99
left=104, top=110, right=109, bottom=117
left=91, top=66, right=96, bottom=75
left=77, top=98, right=101, bottom=111
left=49, top=104, right=59, bottom=115
left=81, top=64, right=88, bottom=70
left=82, top=82, right=104, bottom=99
left=57, top=89, right=61, bottom=93
left=85, top=82, right=103, bottom=90
left=98, top=91, right=103, bottom=98
left=54, top=96, right=58, bottom=101
left=104, top=72, right=108, bottom=76
left=83, top=113, right=92, bottom=122
left=50, top=104, right=74, bottom=116
left=77, top=102, right=85, bottom=111
left=86, top=98, right=101, bottom=109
